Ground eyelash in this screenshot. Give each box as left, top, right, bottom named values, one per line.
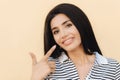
left=53, top=30, right=59, bottom=35
left=53, top=23, right=72, bottom=35
left=66, top=23, right=72, bottom=27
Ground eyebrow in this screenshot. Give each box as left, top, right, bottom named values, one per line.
left=51, top=20, right=71, bottom=31
left=62, top=20, right=71, bottom=25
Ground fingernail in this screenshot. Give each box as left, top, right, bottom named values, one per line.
left=53, top=45, right=56, bottom=48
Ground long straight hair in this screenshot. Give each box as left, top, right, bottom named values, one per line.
left=44, top=3, right=102, bottom=58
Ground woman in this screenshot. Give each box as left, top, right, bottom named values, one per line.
left=30, top=3, right=120, bottom=80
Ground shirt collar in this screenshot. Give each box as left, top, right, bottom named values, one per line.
left=94, top=52, right=108, bottom=65
left=58, top=52, right=69, bottom=63
left=58, top=52, right=108, bottom=65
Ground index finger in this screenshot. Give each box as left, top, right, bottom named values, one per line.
left=44, top=45, right=56, bottom=59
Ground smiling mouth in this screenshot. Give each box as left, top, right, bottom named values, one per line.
left=62, top=38, right=74, bottom=46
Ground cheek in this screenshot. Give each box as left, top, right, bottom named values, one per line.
left=76, top=31, right=81, bottom=38
left=76, top=32, right=81, bottom=42
left=53, top=35, right=60, bottom=44
left=72, top=28, right=81, bottom=42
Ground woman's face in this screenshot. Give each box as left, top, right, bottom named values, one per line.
left=50, top=13, right=81, bottom=52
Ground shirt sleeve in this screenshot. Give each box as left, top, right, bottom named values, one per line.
left=115, top=62, right=120, bottom=80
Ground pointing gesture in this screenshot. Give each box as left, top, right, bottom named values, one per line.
left=44, top=45, right=56, bottom=60
left=29, top=45, right=56, bottom=80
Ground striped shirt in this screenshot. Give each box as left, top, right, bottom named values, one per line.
left=46, top=52, right=120, bottom=80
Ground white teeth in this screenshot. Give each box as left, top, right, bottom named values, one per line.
left=63, top=38, right=73, bottom=46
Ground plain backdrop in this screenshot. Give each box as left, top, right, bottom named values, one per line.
left=0, top=0, right=120, bottom=80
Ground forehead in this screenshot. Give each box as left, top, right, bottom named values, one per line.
left=50, top=13, right=70, bottom=28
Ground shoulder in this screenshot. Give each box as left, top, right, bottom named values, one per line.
left=96, top=56, right=120, bottom=72
left=106, top=58, right=120, bottom=79
left=94, top=52, right=120, bottom=72
left=105, top=58, right=120, bottom=68
left=94, top=52, right=120, bottom=65
left=91, top=56, right=120, bottom=79
left=107, top=58, right=120, bottom=64
left=106, top=58, right=120, bottom=69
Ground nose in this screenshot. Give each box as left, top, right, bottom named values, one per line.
left=60, top=29, right=68, bottom=39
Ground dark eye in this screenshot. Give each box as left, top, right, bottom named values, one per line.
left=53, top=30, right=59, bottom=35
left=66, top=23, right=72, bottom=28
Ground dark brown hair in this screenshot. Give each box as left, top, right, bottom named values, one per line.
left=44, top=3, right=102, bottom=58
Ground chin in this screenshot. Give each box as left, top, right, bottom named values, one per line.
left=63, top=44, right=80, bottom=52
left=61, top=40, right=81, bottom=52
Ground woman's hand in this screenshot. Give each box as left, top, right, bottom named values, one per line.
left=29, top=45, right=56, bottom=80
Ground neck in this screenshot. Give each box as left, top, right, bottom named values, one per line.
left=67, top=45, right=95, bottom=66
